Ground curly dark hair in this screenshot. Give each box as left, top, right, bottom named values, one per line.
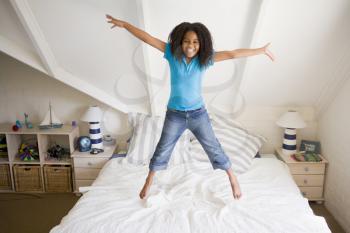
left=168, top=22, right=214, bottom=68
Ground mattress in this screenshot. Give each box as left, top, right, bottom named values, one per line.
left=50, top=156, right=331, bottom=233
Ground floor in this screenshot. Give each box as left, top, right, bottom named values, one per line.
left=0, top=193, right=80, bottom=233
left=0, top=193, right=346, bottom=233
left=309, top=201, right=346, bottom=233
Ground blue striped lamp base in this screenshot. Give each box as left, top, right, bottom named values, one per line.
left=89, top=122, right=103, bottom=149
left=282, top=128, right=297, bottom=155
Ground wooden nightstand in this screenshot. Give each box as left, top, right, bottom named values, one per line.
left=275, top=148, right=328, bottom=203
left=72, top=144, right=118, bottom=193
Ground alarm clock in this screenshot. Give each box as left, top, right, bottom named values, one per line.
left=77, top=136, right=91, bottom=152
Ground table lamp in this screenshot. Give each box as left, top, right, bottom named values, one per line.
left=81, top=106, right=104, bottom=152
left=276, top=110, right=306, bottom=155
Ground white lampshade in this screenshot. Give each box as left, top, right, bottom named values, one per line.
left=81, top=106, right=102, bottom=122
left=276, top=110, right=306, bottom=129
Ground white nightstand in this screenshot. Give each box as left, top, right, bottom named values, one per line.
left=275, top=148, right=328, bottom=203
left=72, top=144, right=118, bottom=193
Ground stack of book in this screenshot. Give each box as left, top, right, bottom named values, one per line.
left=291, top=151, right=322, bottom=162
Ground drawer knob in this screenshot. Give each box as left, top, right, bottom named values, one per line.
left=302, top=191, right=307, bottom=196
left=87, top=162, right=92, bottom=166
left=304, top=167, right=309, bottom=172
left=303, top=179, right=308, bottom=184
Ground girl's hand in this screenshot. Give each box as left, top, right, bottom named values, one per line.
left=262, top=43, right=275, bottom=61
left=106, top=14, right=126, bottom=29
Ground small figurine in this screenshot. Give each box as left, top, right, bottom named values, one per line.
left=72, top=120, right=77, bottom=127
left=24, top=113, right=33, bottom=129
left=15, top=120, right=22, bottom=128
left=12, top=125, right=19, bottom=132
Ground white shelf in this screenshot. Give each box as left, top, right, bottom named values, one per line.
left=44, top=158, right=72, bottom=165
left=0, top=123, right=80, bottom=192
left=12, top=158, right=40, bottom=164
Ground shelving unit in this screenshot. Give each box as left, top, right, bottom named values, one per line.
left=0, top=123, right=79, bottom=192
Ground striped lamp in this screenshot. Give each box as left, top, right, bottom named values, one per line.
left=276, top=110, right=306, bottom=155
left=81, top=106, right=103, bottom=150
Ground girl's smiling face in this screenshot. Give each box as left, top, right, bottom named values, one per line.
left=182, top=31, right=200, bottom=60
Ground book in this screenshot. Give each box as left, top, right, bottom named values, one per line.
left=291, top=151, right=322, bottom=162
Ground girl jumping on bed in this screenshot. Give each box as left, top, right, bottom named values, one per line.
left=106, top=15, right=274, bottom=200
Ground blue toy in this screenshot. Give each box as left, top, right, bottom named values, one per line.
left=77, top=136, right=91, bottom=152
left=15, top=120, right=22, bottom=128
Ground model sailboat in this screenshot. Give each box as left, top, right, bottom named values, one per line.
left=39, top=103, right=63, bottom=129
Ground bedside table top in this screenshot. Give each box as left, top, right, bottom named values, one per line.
left=275, top=148, right=328, bottom=164
left=72, top=144, right=118, bottom=158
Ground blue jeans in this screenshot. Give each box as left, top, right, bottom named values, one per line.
left=149, top=106, right=232, bottom=171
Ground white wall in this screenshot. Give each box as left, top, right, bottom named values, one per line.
left=237, top=106, right=317, bottom=153
left=318, top=77, right=350, bottom=232
left=0, top=52, right=131, bottom=142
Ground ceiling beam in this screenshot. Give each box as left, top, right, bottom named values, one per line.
left=9, top=0, right=129, bottom=113
left=10, top=0, right=58, bottom=76
left=0, top=34, right=47, bottom=74
left=136, top=0, right=155, bottom=115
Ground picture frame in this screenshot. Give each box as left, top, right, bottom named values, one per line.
left=299, top=140, right=321, bottom=154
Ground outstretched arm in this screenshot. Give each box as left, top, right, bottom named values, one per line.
left=214, top=43, right=275, bottom=62
left=106, top=14, right=166, bottom=53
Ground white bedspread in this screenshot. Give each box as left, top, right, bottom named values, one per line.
left=51, top=158, right=331, bottom=233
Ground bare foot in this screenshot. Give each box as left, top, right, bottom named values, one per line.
left=139, top=171, right=155, bottom=199
left=229, top=175, right=242, bottom=199
left=226, top=168, right=242, bottom=199
left=139, top=180, right=152, bottom=199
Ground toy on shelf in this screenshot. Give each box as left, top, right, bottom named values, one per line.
left=15, top=120, right=22, bottom=128
left=77, top=136, right=91, bottom=152
left=18, top=143, right=39, bottom=161
left=24, top=113, right=33, bottom=129
left=47, top=144, right=68, bottom=161
left=39, top=102, right=63, bottom=129
left=12, top=120, right=23, bottom=131
left=12, top=125, right=19, bottom=132
left=0, top=136, right=8, bottom=157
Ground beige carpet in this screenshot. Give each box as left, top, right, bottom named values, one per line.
left=0, top=193, right=346, bottom=233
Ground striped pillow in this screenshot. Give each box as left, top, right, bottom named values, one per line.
left=126, top=112, right=190, bottom=166
left=190, top=114, right=266, bottom=174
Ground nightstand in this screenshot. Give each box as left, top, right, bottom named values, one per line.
left=72, top=144, right=118, bottom=193
left=275, top=148, right=328, bottom=203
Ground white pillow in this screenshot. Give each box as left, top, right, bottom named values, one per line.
left=190, top=114, right=266, bottom=174
left=126, top=112, right=191, bottom=166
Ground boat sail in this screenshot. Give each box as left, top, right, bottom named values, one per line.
left=39, top=103, right=63, bottom=129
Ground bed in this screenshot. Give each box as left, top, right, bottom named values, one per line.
left=50, top=156, right=331, bottom=233
left=50, top=113, right=331, bottom=232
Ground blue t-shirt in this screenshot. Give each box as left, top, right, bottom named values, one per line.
left=164, top=43, right=213, bottom=111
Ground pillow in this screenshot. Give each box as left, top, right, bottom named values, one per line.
left=190, top=113, right=266, bottom=174
left=126, top=112, right=191, bottom=166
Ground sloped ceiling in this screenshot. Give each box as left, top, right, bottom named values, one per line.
left=1, top=0, right=349, bottom=117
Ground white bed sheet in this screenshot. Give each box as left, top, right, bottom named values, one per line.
left=51, top=157, right=331, bottom=233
